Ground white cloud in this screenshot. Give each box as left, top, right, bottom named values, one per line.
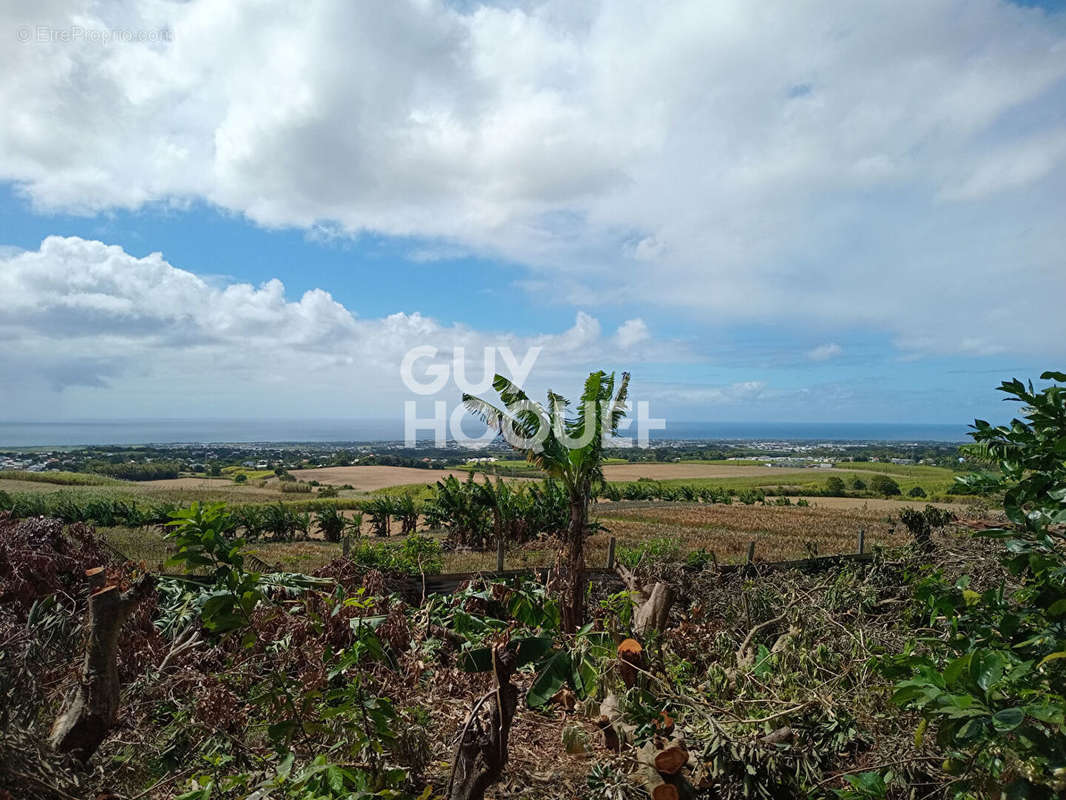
left=807, top=343, right=843, bottom=361
left=0, top=237, right=681, bottom=417
left=1, top=1, right=1065, bottom=357
left=615, top=318, right=650, bottom=348
left=658, top=381, right=768, bottom=406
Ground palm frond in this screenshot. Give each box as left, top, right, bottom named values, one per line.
left=462, top=394, right=507, bottom=432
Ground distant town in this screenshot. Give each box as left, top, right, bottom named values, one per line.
left=0, top=437, right=967, bottom=479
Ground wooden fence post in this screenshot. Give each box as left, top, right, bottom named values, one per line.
left=606, top=537, right=617, bottom=570
left=857, top=529, right=865, bottom=555
left=496, top=536, right=505, bottom=572
left=342, top=535, right=350, bottom=558
left=746, top=540, right=756, bottom=566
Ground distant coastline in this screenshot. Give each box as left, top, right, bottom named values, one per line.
left=0, top=418, right=971, bottom=448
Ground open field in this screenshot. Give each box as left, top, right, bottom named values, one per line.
left=779, top=495, right=965, bottom=512
left=0, top=469, right=122, bottom=486
left=94, top=494, right=968, bottom=576
left=292, top=465, right=492, bottom=490
left=0, top=477, right=355, bottom=506
left=601, top=463, right=850, bottom=480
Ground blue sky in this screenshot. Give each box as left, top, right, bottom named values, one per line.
left=1, top=1, right=1064, bottom=427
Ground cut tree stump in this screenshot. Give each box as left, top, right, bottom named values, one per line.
left=617, top=637, right=644, bottom=688
left=636, top=740, right=695, bottom=800
left=615, top=564, right=674, bottom=637
left=652, top=738, right=689, bottom=775
left=596, top=693, right=636, bottom=752
left=49, top=570, right=155, bottom=760
left=448, top=645, right=518, bottom=800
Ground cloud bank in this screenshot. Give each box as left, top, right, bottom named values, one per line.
left=0, top=237, right=675, bottom=418
left=0, top=0, right=1064, bottom=359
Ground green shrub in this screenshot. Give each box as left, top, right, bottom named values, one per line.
left=849, top=477, right=866, bottom=490
left=868, top=474, right=901, bottom=496
left=825, top=476, right=846, bottom=496
left=907, top=486, right=926, bottom=498
left=617, top=536, right=682, bottom=567
left=883, top=371, right=1066, bottom=796
left=349, top=535, right=442, bottom=574
left=234, top=473, right=248, bottom=484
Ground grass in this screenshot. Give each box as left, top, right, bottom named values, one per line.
left=0, top=469, right=124, bottom=486
left=837, top=462, right=963, bottom=478
left=641, top=469, right=957, bottom=498
left=221, top=466, right=276, bottom=481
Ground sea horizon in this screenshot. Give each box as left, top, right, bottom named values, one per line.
left=0, top=418, right=973, bottom=448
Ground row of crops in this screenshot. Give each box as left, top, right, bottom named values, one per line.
left=0, top=474, right=900, bottom=545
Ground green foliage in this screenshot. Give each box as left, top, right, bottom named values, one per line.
left=423, top=473, right=569, bottom=549
left=315, top=506, right=348, bottom=543
left=89, top=460, right=183, bottom=481
left=907, top=485, right=927, bottom=498
left=164, top=502, right=262, bottom=633
left=234, top=473, right=247, bottom=484
left=898, top=504, right=954, bottom=550
left=868, top=474, right=901, bottom=496
left=824, top=476, right=846, bottom=496
left=616, top=536, right=682, bottom=568
left=884, top=372, right=1066, bottom=797
left=0, top=469, right=121, bottom=486
left=348, top=536, right=443, bottom=575
left=833, top=770, right=889, bottom=799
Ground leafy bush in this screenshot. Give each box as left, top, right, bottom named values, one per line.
left=907, top=485, right=926, bottom=498
left=884, top=371, right=1066, bottom=797
left=164, top=502, right=262, bottom=633
left=868, top=474, right=901, bottom=496
left=617, top=535, right=682, bottom=567
left=825, top=476, right=846, bottom=496
left=349, top=536, right=443, bottom=575
left=898, top=504, right=954, bottom=551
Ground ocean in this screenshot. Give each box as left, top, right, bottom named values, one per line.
left=0, top=418, right=972, bottom=448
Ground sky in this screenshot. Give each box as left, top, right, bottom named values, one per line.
left=1, top=0, right=1065, bottom=428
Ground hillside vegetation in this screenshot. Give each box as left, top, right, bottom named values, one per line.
left=0, top=371, right=1061, bottom=800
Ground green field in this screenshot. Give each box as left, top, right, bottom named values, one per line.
left=0, top=469, right=124, bottom=486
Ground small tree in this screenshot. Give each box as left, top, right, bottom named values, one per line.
left=316, top=506, right=347, bottom=543
left=869, top=474, right=901, bottom=496
left=887, top=371, right=1066, bottom=794
left=907, top=485, right=926, bottom=498
left=898, top=504, right=954, bottom=551
left=465, top=371, right=629, bottom=633
left=824, top=476, right=846, bottom=496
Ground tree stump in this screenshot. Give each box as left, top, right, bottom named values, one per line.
left=615, top=563, right=674, bottom=637
left=448, top=646, right=518, bottom=800
left=48, top=570, right=154, bottom=760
